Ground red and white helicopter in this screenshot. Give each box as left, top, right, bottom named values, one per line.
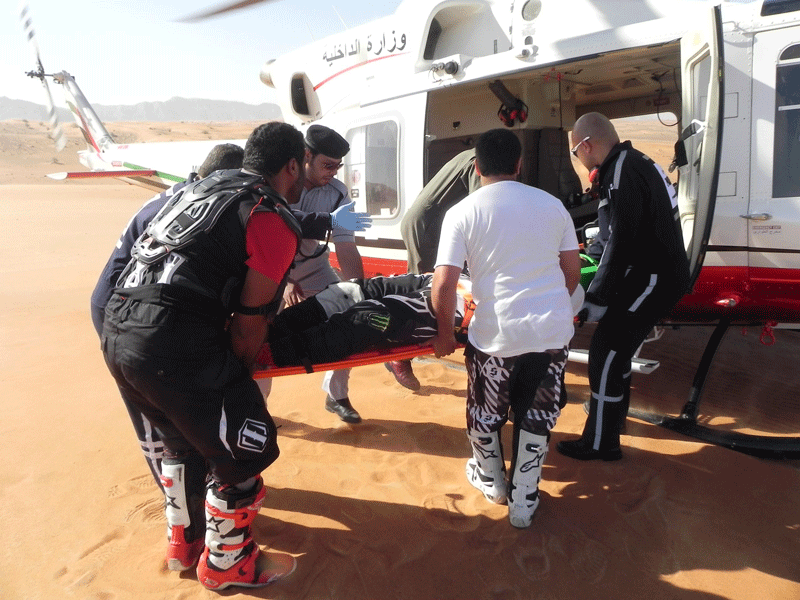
left=22, top=0, right=800, bottom=456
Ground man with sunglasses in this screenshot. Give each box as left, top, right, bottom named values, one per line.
left=558, top=112, right=690, bottom=461
left=281, top=125, right=366, bottom=423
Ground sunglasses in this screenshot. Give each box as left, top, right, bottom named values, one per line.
left=321, top=161, right=343, bottom=172
left=570, top=136, right=590, bottom=157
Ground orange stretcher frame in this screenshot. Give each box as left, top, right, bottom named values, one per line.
left=252, top=343, right=464, bottom=379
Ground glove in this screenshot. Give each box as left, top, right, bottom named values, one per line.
left=576, top=300, right=607, bottom=327
left=331, top=201, right=372, bottom=232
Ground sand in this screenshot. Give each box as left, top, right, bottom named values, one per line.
left=1, top=119, right=799, bottom=600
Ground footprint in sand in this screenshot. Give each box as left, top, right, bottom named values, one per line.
left=126, top=497, right=165, bottom=523
left=340, top=501, right=375, bottom=524
left=553, top=528, right=608, bottom=584
left=107, top=474, right=158, bottom=498
left=414, top=423, right=459, bottom=454
left=606, top=470, right=664, bottom=516
left=422, top=493, right=480, bottom=532
left=512, top=532, right=552, bottom=581
left=56, top=530, right=126, bottom=592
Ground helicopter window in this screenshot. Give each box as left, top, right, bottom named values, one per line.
left=773, top=44, right=800, bottom=198
left=344, top=120, right=399, bottom=218
left=291, top=77, right=310, bottom=115
left=423, top=19, right=442, bottom=61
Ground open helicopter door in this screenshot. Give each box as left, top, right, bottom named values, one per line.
left=676, top=4, right=725, bottom=288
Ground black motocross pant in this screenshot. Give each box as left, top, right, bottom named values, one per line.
left=102, top=294, right=279, bottom=485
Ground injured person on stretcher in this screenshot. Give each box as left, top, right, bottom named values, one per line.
left=256, top=273, right=473, bottom=371
left=256, top=273, right=585, bottom=372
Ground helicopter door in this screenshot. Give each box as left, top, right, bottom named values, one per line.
left=677, top=4, right=724, bottom=286
left=748, top=31, right=800, bottom=280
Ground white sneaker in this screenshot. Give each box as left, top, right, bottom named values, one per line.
left=466, top=458, right=507, bottom=504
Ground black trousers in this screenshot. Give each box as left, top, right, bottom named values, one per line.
left=102, top=294, right=279, bottom=485
left=582, top=270, right=684, bottom=450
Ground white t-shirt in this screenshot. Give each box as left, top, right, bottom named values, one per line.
left=435, top=180, right=579, bottom=357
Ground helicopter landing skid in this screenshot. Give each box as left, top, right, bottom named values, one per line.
left=628, top=318, right=800, bottom=459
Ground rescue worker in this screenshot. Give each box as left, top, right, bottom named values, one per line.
left=557, top=112, right=690, bottom=461
left=430, top=128, right=581, bottom=528
left=282, top=125, right=366, bottom=423
left=392, top=148, right=481, bottom=391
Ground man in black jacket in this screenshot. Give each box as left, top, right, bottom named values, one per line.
left=557, top=112, right=690, bottom=461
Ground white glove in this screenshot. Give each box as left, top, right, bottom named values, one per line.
left=331, top=201, right=372, bottom=232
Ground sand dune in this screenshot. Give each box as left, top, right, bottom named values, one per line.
left=1, top=120, right=798, bottom=600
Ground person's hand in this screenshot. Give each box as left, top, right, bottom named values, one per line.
left=429, top=333, right=458, bottom=358
left=576, top=300, right=607, bottom=326
left=283, top=283, right=305, bottom=307
left=331, top=201, right=372, bottom=232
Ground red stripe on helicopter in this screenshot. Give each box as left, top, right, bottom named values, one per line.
left=314, top=53, right=410, bottom=91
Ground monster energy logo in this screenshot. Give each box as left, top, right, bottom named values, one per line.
left=367, top=314, right=390, bottom=332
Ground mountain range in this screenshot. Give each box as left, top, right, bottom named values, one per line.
left=0, top=96, right=282, bottom=122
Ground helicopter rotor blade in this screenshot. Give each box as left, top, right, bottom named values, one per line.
left=176, top=0, right=275, bottom=23
left=19, top=3, right=67, bottom=152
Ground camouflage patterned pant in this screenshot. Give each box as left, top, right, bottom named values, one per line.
left=465, top=344, right=568, bottom=437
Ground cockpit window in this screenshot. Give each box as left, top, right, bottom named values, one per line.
left=344, top=120, right=400, bottom=218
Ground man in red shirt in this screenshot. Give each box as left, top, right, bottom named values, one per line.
left=102, top=123, right=310, bottom=590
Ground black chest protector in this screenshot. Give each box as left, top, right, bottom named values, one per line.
left=123, top=170, right=301, bottom=317
left=133, top=170, right=300, bottom=263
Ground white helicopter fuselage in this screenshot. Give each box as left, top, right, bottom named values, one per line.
left=63, top=0, right=800, bottom=324
left=259, top=0, right=800, bottom=324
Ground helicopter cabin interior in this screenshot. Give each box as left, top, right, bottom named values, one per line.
left=422, top=39, right=684, bottom=232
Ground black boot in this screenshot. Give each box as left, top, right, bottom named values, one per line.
left=557, top=393, right=623, bottom=461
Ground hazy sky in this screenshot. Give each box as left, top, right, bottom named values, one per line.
left=4, top=0, right=403, bottom=108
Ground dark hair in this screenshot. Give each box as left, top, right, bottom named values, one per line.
left=243, top=122, right=305, bottom=176
left=198, top=143, right=244, bottom=178
left=475, top=128, right=521, bottom=177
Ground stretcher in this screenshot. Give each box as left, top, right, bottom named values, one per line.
left=252, top=343, right=461, bottom=379
left=253, top=257, right=602, bottom=380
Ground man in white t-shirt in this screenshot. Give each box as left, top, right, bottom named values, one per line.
left=430, top=128, right=581, bottom=528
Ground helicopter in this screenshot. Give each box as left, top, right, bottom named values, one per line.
left=22, top=0, right=800, bottom=456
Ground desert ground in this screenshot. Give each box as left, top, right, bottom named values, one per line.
left=1, top=119, right=799, bottom=600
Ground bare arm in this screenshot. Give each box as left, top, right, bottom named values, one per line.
left=430, top=264, right=462, bottom=357
left=230, top=267, right=281, bottom=374
left=559, top=249, right=581, bottom=295
left=334, top=241, right=364, bottom=280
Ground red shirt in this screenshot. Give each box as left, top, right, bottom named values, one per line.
left=245, top=212, right=297, bottom=283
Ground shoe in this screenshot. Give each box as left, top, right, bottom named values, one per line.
left=165, top=528, right=204, bottom=571
left=385, top=360, right=420, bottom=391
left=466, top=458, right=508, bottom=504
left=556, top=438, right=623, bottom=461
left=325, top=396, right=362, bottom=423
left=197, top=544, right=297, bottom=590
